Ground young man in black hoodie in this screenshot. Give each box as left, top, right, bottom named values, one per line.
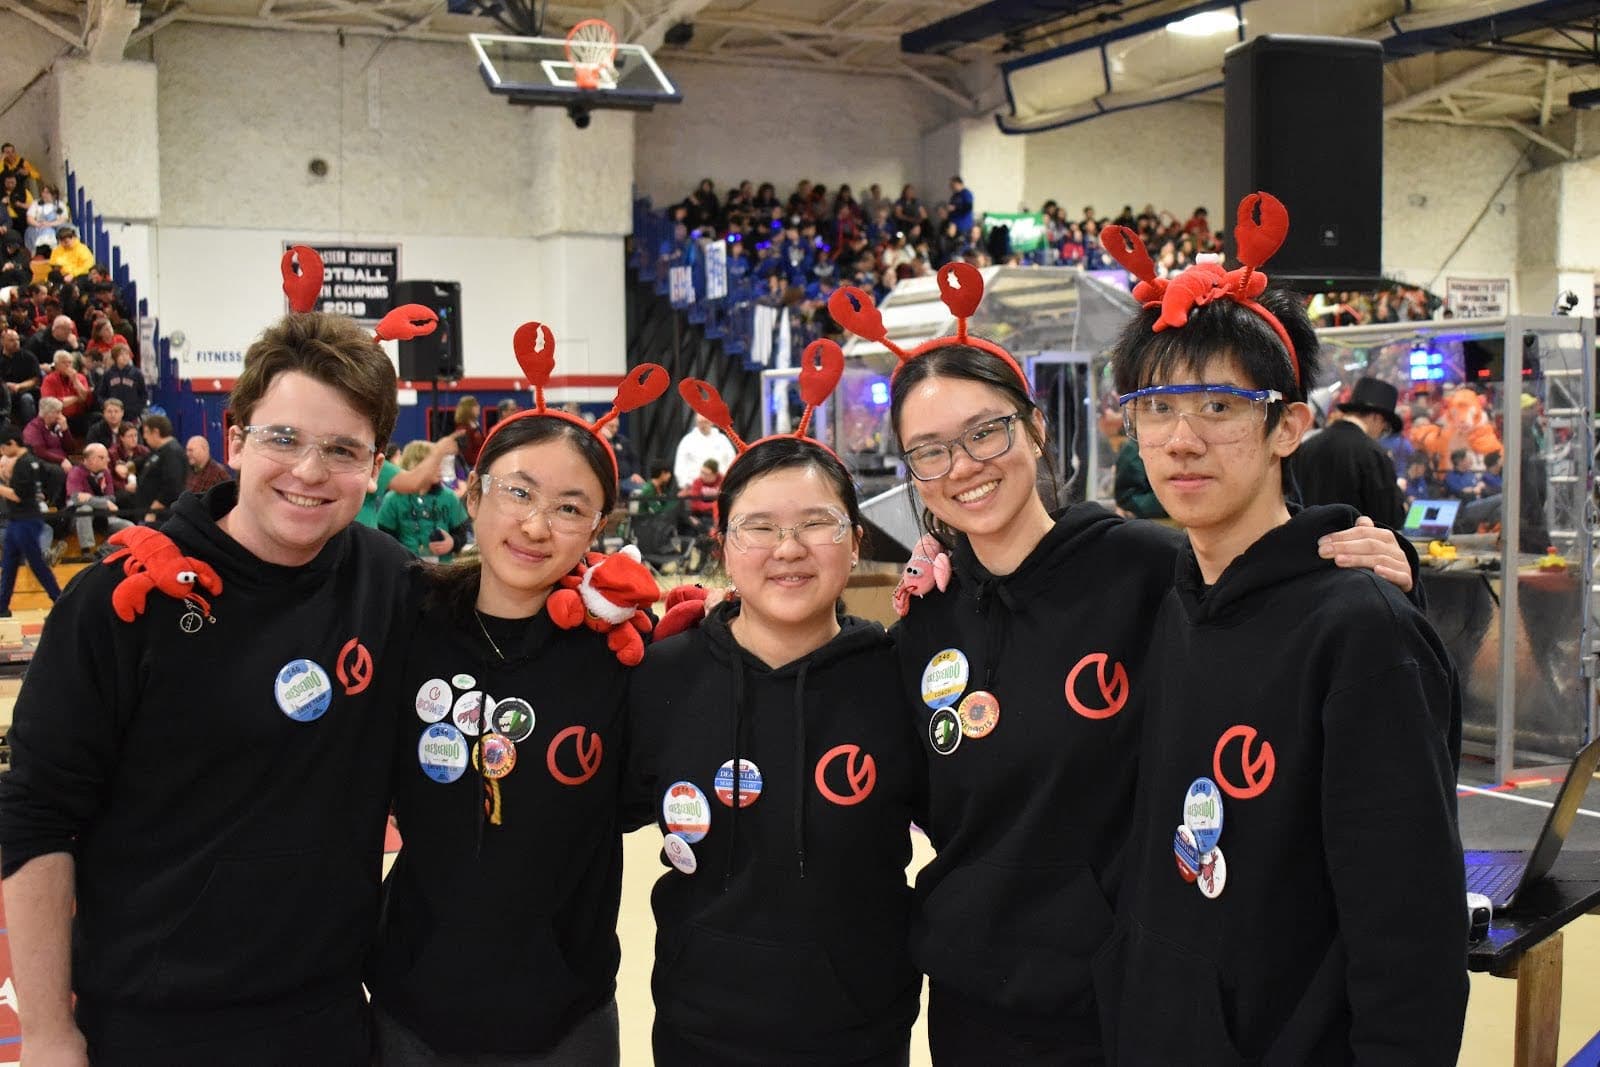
left=1101, top=251, right=1467, bottom=1063
left=0, top=310, right=414, bottom=1064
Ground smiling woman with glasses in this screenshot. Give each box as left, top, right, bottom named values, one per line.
left=368, top=409, right=638, bottom=1064
left=900, top=413, right=1021, bottom=482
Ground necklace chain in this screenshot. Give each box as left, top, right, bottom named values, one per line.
left=474, top=609, right=507, bottom=662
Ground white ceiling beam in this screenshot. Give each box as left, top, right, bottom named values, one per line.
left=1389, top=111, right=1572, bottom=159
left=85, top=0, right=141, bottom=61
left=895, top=59, right=975, bottom=112
left=0, top=0, right=83, bottom=48
left=150, top=9, right=464, bottom=43
left=693, top=11, right=900, bottom=43
left=1384, top=54, right=1536, bottom=117
left=1539, top=59, right=1556, bottom=127
left=129, top=3, right=188, bottom=45
left=764, top=29, right=836, bottom=66
left=274, top=0, right=406, bottom=30
left=633, top=0, right=715, bottom=52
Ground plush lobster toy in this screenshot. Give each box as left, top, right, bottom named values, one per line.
left=102, top=526, right=223, bottom=623
left=547, top=545, right=660, bottom=666
left=892, top=533, right=952, bottom=618
left=282, top=245, right=439, bottom=344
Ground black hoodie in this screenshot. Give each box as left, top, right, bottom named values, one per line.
left=0, top=482, right=415, bottom=1060
left=1101, top=505, right=1466, bottom=1065
left=624, top=604, right=924, bottom=1065
left=890, top=503, right=1183, bottom=1040
left=367, top=596, right=631, bottom=1054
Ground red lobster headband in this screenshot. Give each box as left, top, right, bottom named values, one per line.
left=479, top=321, right=670, bottom=480
left=1097, top=190, right=1301, bottom=387
left=281, top=245, right=441, bottom=344
left=676, top=336, right=845, bottom=469
left=825, top=261, right=1029, bottom=394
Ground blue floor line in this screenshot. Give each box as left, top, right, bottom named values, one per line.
left=1568, top=1028, right=1600, bottom=1067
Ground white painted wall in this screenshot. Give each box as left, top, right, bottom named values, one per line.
left=57, top=59, right=161, bottom=220
left=153, top=226, right=625, bottom=383
left=956, top=117, right=1027, bottom=216
left=151, top=23, right=632, bottom=237
left=632, top=58, right=954, bottom=207
left=5, top=59, right=60, bottom=186
left=0, top=10, right=63, bottom=174
left=1022, top=101, right=1226, bottom=222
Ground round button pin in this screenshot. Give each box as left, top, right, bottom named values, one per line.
left=921, top=648, right=969, bottom=710
left=663, top=832, right=698, bottom=875
left=491, top=697, right=536, bottom=743
left=713, top=759, right=763, bottom=808
left=415, top=678, right=452, bottom=723
left=474, top=733, right=518, bottom=780
left=418, top=722, right=469, bottom=784
left=274, top=659, right=333, bottom=723
left=662, top=780, right=711, bottom=844
left=1197, top=846, right=1228, bottom=900
left=1183, top=777, right=1225, bottom=854
left=452, top=673, right=476, bottom=690
left=958, top=690, right=1000, bottom=739
left=452, top=691, right=485, bottom=737
left=1173, top=824, right=1201, bottom=883
left=928, top=707, right=962, bottom=756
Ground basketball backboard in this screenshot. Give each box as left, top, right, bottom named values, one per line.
left=470, top=32, right=682, bottom=113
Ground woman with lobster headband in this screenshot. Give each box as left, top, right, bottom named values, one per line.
left=364, top=321, right=673, bottom=1064
left=825, top=194, right=1420, bottom=1065
left=622, top=344, right=925, bottom=1067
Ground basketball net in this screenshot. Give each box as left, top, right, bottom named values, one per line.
left=567, top=18, right=618, bottom=92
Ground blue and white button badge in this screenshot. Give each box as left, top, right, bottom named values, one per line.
left=713, top=759, right=763, bottom=808
left=275, top=659, right=333, bottom=722
left=418, top=723, right=470, bottom=784
left=1183, top=777, right=1225, bottom=853
left=921, top=648, right=969, bottom=710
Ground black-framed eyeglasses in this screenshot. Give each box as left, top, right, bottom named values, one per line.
left=900, top=414, right=1020, bottom=482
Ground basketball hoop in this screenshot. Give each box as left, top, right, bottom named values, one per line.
left=566, top=18, right=618, bottom=91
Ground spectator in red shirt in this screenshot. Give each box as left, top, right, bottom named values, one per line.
left=39, top=350, right=92, bottom=434
left=683, top=458, right=723, bottom=528
left=84, top=317, right=127, bottom=361
left=1183, top=206, right=1211, bottom=241
left=184, top=435, right=232, bottom=494
left=23, top=395, right=75, bottom=474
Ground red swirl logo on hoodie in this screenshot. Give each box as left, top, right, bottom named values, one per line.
left=1213, top=724, right=1275, bottom=800
left=1064, top=652, right=1128, bottom=720
left=547, top=726, right=603, bottom=786
left=814, top=744, right=876, bottom=806
left=336, top=637, right=373, bottom=696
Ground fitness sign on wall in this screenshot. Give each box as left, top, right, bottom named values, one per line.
left=281, top=242, right=400, bottom=323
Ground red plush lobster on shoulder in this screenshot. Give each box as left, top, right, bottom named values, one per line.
left=486, top=320, right=672, bottom=665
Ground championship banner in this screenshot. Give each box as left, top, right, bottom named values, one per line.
left=983, top=212, right=1047, bottom=254
left=283, top=242, right=400, bottom=322
left=705, top=240, right=728, bottom=300
left=1445, top=277, right=1510, bottom=320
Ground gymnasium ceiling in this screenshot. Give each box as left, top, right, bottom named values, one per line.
left=1, top=0, right=1597, bottom=151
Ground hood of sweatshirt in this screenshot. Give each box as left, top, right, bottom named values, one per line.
left=699, top=601, right=890, bottom=881
left=949, top=502, right=1124, bottom=613
left=1173, top=504, right=1357, bottom=625
left=165, top=481, right=356, bottom=591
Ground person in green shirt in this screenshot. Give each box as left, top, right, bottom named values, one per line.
left=631, top=459, right=676, bottom=515
left=376, top=440, right=471, bottom=561
left=356, top=431, right=458, bottom=528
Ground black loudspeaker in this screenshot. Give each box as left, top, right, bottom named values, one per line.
left=1224, top=35, right=1383, bottom=291
left=394, top=280, right=463, bottom=380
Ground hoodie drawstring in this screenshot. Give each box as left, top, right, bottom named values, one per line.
left=793, top=661, right=811, bottom=879
left=974, top=578, right=1017, bottom=693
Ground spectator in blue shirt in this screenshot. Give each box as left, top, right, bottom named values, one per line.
left=947, top=176, right=975, bottom=234
left=1481, top=450, right=1504, bottom=494
left=1443, top=449, right=1484, bottom=499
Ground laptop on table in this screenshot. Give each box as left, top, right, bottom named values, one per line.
left=1403, top=498, right=1461, bottom=541
left=1464, top=736, right=1600, bottom=909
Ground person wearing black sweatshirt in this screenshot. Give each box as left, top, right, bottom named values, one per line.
left=0, top=310, right=414, bottom=1064
left=836, top=256, right=1416, bottom=1064
left=367, top=408, right=642, bottom=1062
left=625, top=429, right=924, bottom=1066
left=1098, top=207, right=1466, bottom=1063
left=0, top=426, right=61, bottom=614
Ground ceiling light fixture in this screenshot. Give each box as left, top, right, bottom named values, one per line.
left=1166, top=9, right=1240, bottom=37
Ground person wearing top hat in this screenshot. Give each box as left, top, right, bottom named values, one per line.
left=1290, top=376, right=1406, bottom=529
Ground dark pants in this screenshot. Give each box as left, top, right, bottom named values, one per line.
left=0, top=517, right=60, bottom=609
left=374, top=1000, right=620, bottom=1066
left=927, top=984, right=1104, bottom=1066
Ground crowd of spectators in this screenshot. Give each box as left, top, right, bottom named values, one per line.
left=0, top=139, right=213, bottom=567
